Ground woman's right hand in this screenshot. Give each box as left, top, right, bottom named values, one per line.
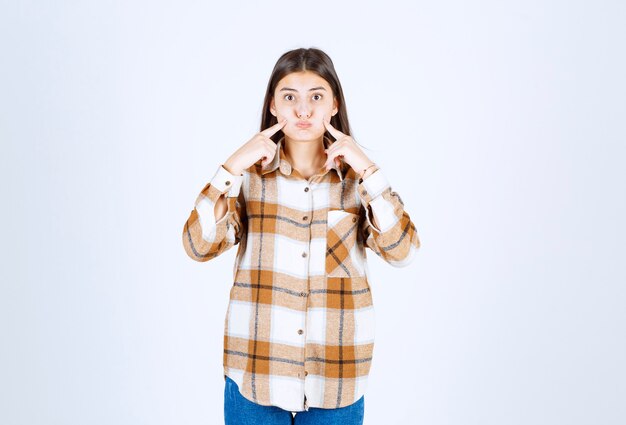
left=223, top=119, right=287, bottom=175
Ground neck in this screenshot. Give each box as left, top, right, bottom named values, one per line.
left=283, top=135, right=327, bottom=170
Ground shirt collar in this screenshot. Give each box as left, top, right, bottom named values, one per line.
left=261, top=135, right=345, bottom=181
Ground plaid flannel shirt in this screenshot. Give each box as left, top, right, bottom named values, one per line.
left=182, top=135, right=420, bottom=412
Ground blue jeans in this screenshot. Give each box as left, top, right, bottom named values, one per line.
left=224, top=376, right=365, bottom=425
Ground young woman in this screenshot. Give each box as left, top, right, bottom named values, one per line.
left=182, top=47, right=420, bottom=425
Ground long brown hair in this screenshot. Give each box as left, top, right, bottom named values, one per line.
left=260, top=47, right=353, bottom=144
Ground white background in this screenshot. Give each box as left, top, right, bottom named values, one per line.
left=1, top=1, right=625, bottom=424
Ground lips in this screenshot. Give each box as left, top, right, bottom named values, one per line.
left=296, top=121, right=312, bottom=128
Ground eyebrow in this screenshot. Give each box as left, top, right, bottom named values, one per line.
left=279, top=86, right=327, bottom=92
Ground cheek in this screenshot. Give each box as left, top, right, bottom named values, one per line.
left=273, top=105, right=291, bottom=120
left=317, top=102, right=334, bottom=117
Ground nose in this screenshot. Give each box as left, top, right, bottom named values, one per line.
left=296, top=101, right=311, bottom=119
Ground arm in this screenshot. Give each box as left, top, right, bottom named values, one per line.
left=182, top=164, right=247, bottom=262
left=358, top=167, right=420, bottom=267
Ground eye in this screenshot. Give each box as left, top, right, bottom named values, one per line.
left=312, top=93, right=323, bottom=101
left=283, top=94, right=295, bottom=101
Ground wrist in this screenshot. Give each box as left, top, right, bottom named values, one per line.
left=223, top=159, right=243, bottom=176
left=358, top=163, right=378, bottom=181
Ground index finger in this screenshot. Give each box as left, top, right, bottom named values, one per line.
left=260, top=119, right=287, bottom=138
left=323, top=115, right=345, bottom=141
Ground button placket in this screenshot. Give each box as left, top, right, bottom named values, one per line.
left=301, top=181, right=313, bottom=392
left=301, top=187, right=311, bottom=272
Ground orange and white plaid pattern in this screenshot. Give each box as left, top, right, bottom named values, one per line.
left=182, top=135, right=420, bottom=412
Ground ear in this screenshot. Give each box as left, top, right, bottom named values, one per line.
left=270, top=98, right=277, bottom=117
left=332, top=97, right=338, bottom=116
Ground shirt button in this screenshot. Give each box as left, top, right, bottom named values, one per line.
left=302, top=215, right=308, bottom=221
left=225, top=180, right=231, bottom=186
left=304, top=187, right=309, bottom=192
left=301, top=252, right=307, bottom=258
left=297, top=329, right=304, bottom=335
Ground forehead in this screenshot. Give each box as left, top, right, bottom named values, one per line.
left=276, top=71, right=331, bottom=92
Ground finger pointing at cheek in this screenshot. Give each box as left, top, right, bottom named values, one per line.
left=323, top=116, right=344, bottom=141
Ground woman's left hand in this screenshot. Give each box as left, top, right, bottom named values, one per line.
left=322, top=115, right=374, bottom=175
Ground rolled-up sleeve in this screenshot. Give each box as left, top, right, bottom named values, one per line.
left=358, top=168, right=420, bottom=267
left=182, top=165, right=246, bottom=262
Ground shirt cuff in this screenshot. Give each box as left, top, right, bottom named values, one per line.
left=211, top=164, right=244, bottom=197
left=357, top=168, right=390, bottom=205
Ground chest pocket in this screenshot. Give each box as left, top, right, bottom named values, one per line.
left=325, top=209, right=363, bottom=278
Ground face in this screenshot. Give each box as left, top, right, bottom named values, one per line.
left=270, top=71, right=338, bottom=142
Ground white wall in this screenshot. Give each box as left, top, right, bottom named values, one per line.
left=1, top=1, right=624, bottom=424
